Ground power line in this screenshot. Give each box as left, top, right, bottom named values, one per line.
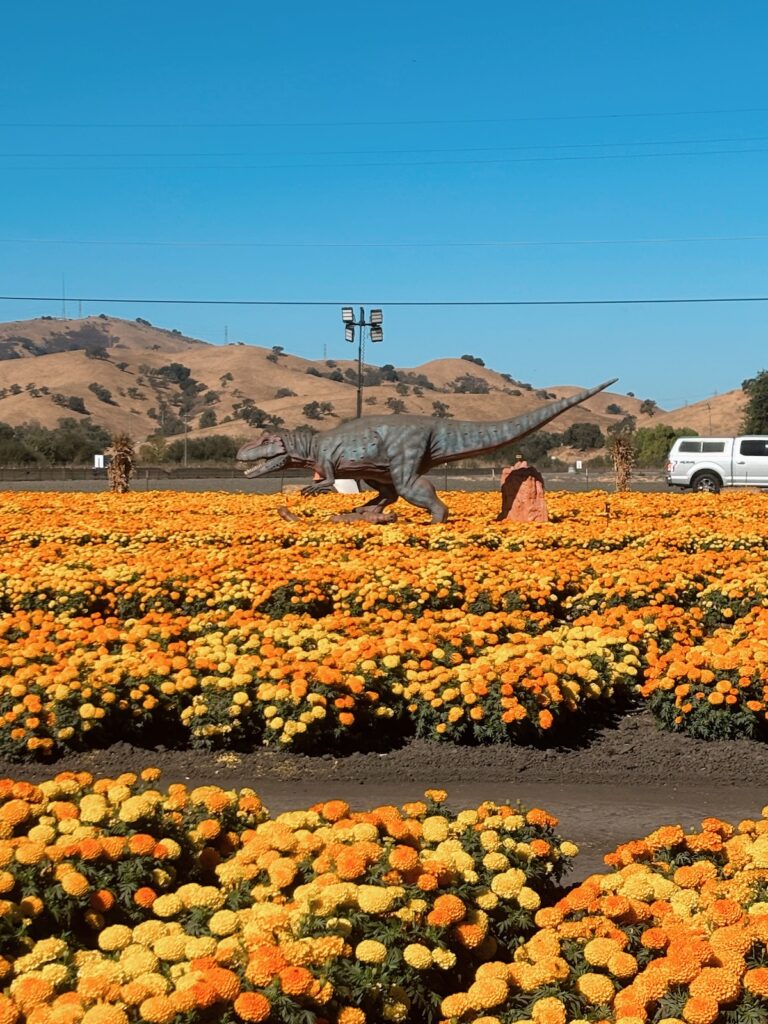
left=3, top=293, right=768, bottom=308
left=3, top=133, right=768, bottom=158
left=3, top=233, right=768, bottom=250
left=3, top=145, right=768, bottom=172
left=2, top=105, right=768, bottom=128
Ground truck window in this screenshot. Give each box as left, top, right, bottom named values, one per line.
left=678, top=441, right=702, bottom=453
left=702, top=442, right=726, bottom=453
left=739, top=439, right=768, bottom=456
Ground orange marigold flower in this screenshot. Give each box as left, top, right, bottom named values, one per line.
left=133, top=887, right=157, bottom=909
left=233, top=992, right=271, bottom=1022
left=138, top=996, right=176, bottom=1024
left=278, top=966, right=315, bottom=997
left=427, top=893, right=466, bottom=927
left=80, top=1007, right=129, bottom=1024
left=682, top=995, right=720, bottom=1024
left=708, top=898, right=742, bottom=927
left=321, top=800, right=350, bottom=822
left=744, top=967, right=768, bottom=999
left=89, top=889, right=115, bottom=913
left=60, top=871, right=90, bottom=897
left=337, top=1008, right=366, bottom=1024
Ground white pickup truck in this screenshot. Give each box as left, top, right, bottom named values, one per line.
left=666, top=436, right=768, bottom=492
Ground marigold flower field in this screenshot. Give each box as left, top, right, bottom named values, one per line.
left=2, top=490, right=768, bottom=1022
left=2, top=771, right=768, bottom=1024
left=0, top=490, right=767, bottom=759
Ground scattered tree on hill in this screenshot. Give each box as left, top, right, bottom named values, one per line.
left=606, top=403, right=624, bottom=415
left=233, top=400, right=284, bottom=429
left=742, top=369, right=768, bottom=433
left=105, top=434, right=135, bottom=493
left=607, top=414, right=637, bottom=439
left=453, top=374, right=490, bottom=395
left=302, top=401, right=334, bottom=420
left=88, top=382, right=117, bottom=405
left=386, top=398, right=406, bottom=414
left=52, top=394, right=88, bottom=414
left=198, top=409, right=217, bottom=429
left=639, top=399, right=659, bottom=417
left=275, top=387, right=297, bottom=398
left=431, top=400, right=452, bottom=418
left=461, top=354, right=485, bottom=366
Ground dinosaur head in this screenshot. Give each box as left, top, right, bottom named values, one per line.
left=237, top=433, right=291, bottom=477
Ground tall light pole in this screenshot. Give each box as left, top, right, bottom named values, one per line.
left=341, top=306, right=384, bottom=417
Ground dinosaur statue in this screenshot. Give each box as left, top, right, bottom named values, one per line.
left=237, top=378, right=617, bottom=522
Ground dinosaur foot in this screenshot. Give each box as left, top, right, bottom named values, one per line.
left=330, top=509, right=398, bottom=525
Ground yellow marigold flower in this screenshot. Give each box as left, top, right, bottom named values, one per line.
left=357, top=885, right=403, bottom=914
left=583, top=937, right=622, bottom=966
left=122, top=927, right=161, bottom=952
left=432, top=947, right=457, bottom=970
left=483, top=852, right=509, bottom=871
left=138, top=996, right=175, bottom=1024
left=60, top=871, right=90, bottom=898
left=355, top=940, right=388, bottom=964
left=98, top=925, right=133, bottom=952
left=402, top=944, right=432, bottom=969
left=490, top=868, right=526, bottom=899
left=576, top=972, right=615, bottom=1004
left=531, top=995, right=567, bottom=1024
left=424, top=789, right=447, bottom=804
left=422, top=816, right=449, bottom=842
left=467, top=978, right=508, bottom=1011
left=560, top=841, right=579, bottom=857
left=151, top=895, right=183, bottom=918
left=208, top=910, right=240, bottom=937
left=81, top=1007, right=129, bottom=1024
left=517, top=886, right=541, bottom=910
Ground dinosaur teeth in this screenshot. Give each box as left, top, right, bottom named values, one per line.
left=242, top=459, right=268, bottom=477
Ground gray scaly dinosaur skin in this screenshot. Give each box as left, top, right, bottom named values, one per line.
left=237, top=378, right=617, bottom=522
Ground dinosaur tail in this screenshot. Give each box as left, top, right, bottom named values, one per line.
left=431, top=379, right=619, bottom=462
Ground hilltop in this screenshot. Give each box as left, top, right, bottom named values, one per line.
left=0, top=316, right=746, bottom=447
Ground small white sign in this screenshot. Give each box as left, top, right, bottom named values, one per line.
left=94, top=454, right=105, bottom=469
left=575, top=460, right=583, bottom=470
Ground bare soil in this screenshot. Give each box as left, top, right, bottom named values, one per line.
left=2, top=707, right=765, bottom=882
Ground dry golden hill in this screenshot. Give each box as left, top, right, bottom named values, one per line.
left=0, top=315, right=748, bottom=447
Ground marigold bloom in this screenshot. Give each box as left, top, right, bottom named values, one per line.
left=233, top=992, right=271, bottom=1022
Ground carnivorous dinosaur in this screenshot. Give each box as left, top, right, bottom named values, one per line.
left=237, top=378, right=617, bottom=522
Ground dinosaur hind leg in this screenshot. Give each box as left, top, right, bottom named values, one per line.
left=358, top=479, right=398, bottom=511
left=394, top=475, right=448, bottom=523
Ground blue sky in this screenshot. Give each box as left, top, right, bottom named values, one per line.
left=2, top=1, right=767, bottom=407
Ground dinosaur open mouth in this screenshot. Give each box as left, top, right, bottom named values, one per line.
left=240, top=454, right=289, bottom=478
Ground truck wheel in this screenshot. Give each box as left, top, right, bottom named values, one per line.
left=691, top=471, right=721, bottom=493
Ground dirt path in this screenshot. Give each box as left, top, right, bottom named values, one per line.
left=3, top=709, right=765, bottom=882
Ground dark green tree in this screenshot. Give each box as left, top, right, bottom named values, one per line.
left=742, top=370, right=768, bottom=433
left=633, top=424, right=697, bottom=467
left=561, top=422, right=604, bottom=450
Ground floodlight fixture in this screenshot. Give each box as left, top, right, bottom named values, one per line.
left=340, top=305, right=386, bottom=418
